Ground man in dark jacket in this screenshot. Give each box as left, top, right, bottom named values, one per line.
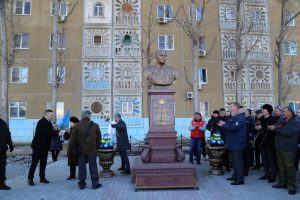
left=28, top=110, right=57, bottom=186
left=218, top=102, right=247, bottom=185
left=69, top=110, right=102, bottom=190
left=0, top=116, right=14, bottom=190
left=112, top=113, right=130, bottom=175
left=255, top=104, right=277, bottom=183
left=219, top=108, right=230, bottom=172
left=271, top=106, right=300, bottom=195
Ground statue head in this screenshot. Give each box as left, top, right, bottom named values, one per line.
left=155, top=50, right=167, bottom=66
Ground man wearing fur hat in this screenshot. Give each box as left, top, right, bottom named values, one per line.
left=255, top=104, right=277, bottom=183
left=271, top=106, right=300, bottom=195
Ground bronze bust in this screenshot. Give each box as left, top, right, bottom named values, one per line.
left=143, top=50, right=179, bottom=88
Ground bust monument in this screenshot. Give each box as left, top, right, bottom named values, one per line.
left=143, top=50, right=179, bottom=88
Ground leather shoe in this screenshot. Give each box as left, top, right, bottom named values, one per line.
left=121, top=171, right=131, bottom=175
left=40, top=178, right=50, bottom=184
left=226, top=177, right=236, bottom=181
left=259, top=175, right=269, bottom=180
left=231, top=180, right=244, bottom=185
left=67, top=176, right=75, bottom=180
left=268, top=178, right=276, bottom=183
left=0, top=183, right=11, bottom=190
left=28, top=179, right=35, bottom=186
left=92, top=183, right=102, bottom=189
left=288, top=190, right=296, bottom=195
left=272, top=184, right=287, bottom=189
left=118, top=167, right=125, bottom=171
left=79, top=185, right=85, bottom=190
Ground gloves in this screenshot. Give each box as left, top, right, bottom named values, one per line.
left=9, top=146, right=14, bottom=152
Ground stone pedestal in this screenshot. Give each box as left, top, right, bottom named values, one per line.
left=132, top=88, right=198, bottom=190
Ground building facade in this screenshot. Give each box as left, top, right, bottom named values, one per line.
left=2, top=0, right=300, bottom=143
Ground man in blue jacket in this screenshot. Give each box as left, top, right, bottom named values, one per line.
left=218, top=102, right=247, bottom=185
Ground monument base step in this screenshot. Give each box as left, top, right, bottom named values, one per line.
left=132, top=162, right=198, bottom=190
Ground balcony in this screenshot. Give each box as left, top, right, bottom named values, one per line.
left=115, top=15, right=140, bottom=26
left=245, top=0, right=268, bottom=3
left=222, top=49, right=236, bottom=59
left=84, top=80, right=110, bottom=90
left=114, top=81, right=141, bottom=90
left=115, top=46, right=141, bottom=57
left=224, top=81, right=247, bottom=91
left=84, top=46, right=110, bottom=57
left=250, top=22, right=269, bottom=32
left=250, top=82, right=272, bottom=91
left=220, top=20, right=236, bottom=30
left=247, top=51, right=270, bottom=61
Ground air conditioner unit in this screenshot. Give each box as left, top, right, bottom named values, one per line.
left=198, top=83, right=202, bottom=90
left=199, top=49, right=206, bottom=57
left=158, top=17, right=168, bottom=24
left=186, top=92, right=194, bottom=99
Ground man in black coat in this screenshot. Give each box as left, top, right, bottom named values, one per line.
left=28, top=110, right=57, bottom=186
left=111, top=114, right=130, bottom=175
left=255, top=104, right=277, bottom=183
left=0, top=116, right=14, bottom=190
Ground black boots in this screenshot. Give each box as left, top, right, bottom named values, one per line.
left=0, top=182, right=11, bottom=190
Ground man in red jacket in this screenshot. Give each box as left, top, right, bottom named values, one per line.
left=189, top=112, right=207, bottom=165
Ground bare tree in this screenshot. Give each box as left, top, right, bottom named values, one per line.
left=232, top=0, right=263, bottom=104
left=0, top=0, right=20, bottom=123
left=275, top=0, right=300, bottom=107
left=0, top=0, right=8, bottom=122
left=141, top=0, right=156, bottom=66
left=174, top=0, right=209, bottom=112
left=235, top=0, right=244, bottom=104
left=50, top=0, right=78, bottom=120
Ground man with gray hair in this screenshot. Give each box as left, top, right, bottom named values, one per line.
left=69, top=110, right=102, bottom=190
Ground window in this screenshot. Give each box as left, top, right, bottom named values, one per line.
left=225, top=9, right=236, bottom=20
left=228, top=39, right=236, bottom=49
left=14, top=0, right=31, bottom=15
left=93, top=35, right=102, bottom=45
left=158, top=35, right=174, bottom=50
left=48, top=66, right=65, bottom=84
left=288, top=101, right=300, bottom=113
left=9, top=102, right=27, bottom=118
left=11, top=67, right=28, bottom=83
left=199, top=36, right=205, bottom=50
left=122, top=102, right=134, bottom=115
left=49, top=33, right=66, bottom=49
left=287, top=71, right=300, bottom=86
left=251, top=11, right=262, bottom=23
left=51, top=1, right=68, bottom=18
left=189, top=6, right=203, bottom=21
left=94, top=2, right=104, bottom=17
left=14, top=33, right=29, bottom=49
left=200, top=101, right=209, bottom=117
left=284, top=40, right=297, bottom=55
left=287, top=12, right=296, bottom=26
left=46, top=102, right=64, bottom=119
left=157, top=4, right=173, bottom=19
left=198, top=68, right=207, bottom=84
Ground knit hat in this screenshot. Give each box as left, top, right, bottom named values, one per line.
left=261, top=104, right=273, bottom=114
left=70, top=116, right=79, bottom=124
left=287, top=105, right=295, bottom=114
left=255, top=109, right=262, bottom=114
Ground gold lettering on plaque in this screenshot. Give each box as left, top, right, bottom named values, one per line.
left=153, top=99, right=172, bottom=126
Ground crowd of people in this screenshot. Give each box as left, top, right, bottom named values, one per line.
left=1, top=103, right=300, bottom=195
left=188, top=102, right=300, bottom=195
left=0, top=109, right=130, bottom=190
